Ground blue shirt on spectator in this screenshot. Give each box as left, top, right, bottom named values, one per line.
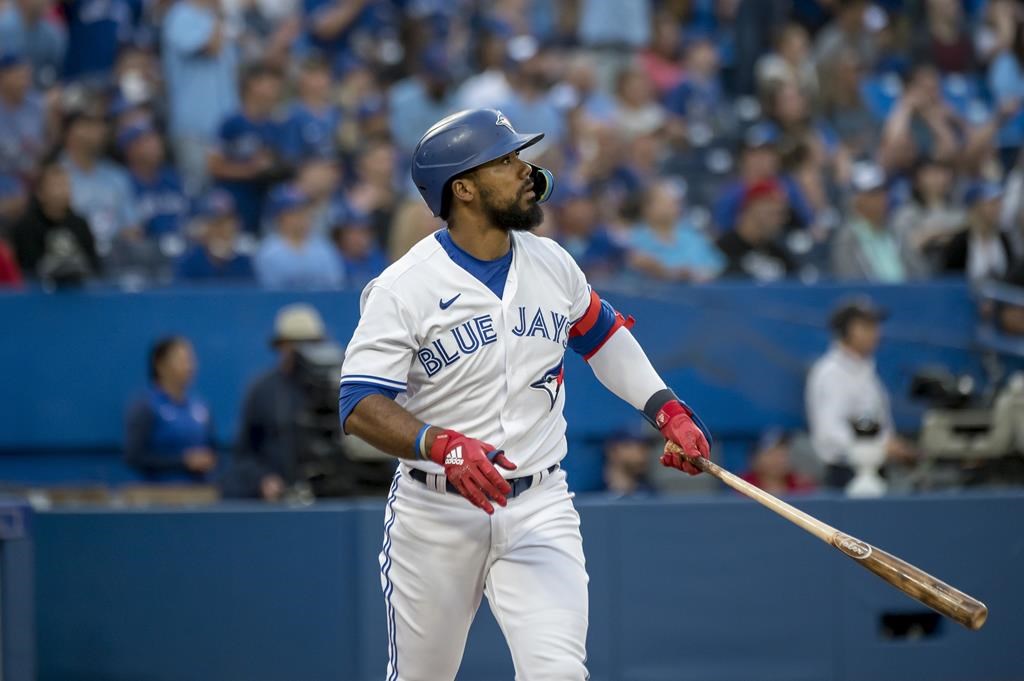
left=281, top=101, right=341, bottom=163
left=989, top=51, right=1024, bottom=150
left=628, top=220, right=725, bottom=276
left=254, top=233, right=344, bottom=289
left=176, top=245, right=254, bottom=281
left=388, top=77, right=457, bottom=156
left=62, top=156, right=139, bottom=249
left=161, top=0, right=239, bottom=140
left=62, top=0, right=134, bottom=81
left=130, top=167, right=188, bottom=238
left=663, top=76, right=723, bottom=121
left=0, top=90, right=45, bottom=179
left=303, top=0, right=396, bottom=73
left=124, top=386, right=215, bottom=482
left=215, top=112, right=282, bottom=233
left=0, top=6, right=66, bottom=86
left=497, top=93, right=565, bottom=151
left=340, top=246, right=387, bottom=290
left=578, top=0, right=650, bottom=48
left=557, top=226, right=628, bottom=280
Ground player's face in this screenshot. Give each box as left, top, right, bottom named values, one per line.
left=474, top=151, right=544, bottom=232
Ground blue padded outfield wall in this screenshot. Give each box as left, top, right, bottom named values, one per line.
left=0, top=281, right=980, bottom=483
left=33, top=492, right=1024, bottom=681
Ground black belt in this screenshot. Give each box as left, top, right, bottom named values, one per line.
left=408, top=464, right=559, bottom=498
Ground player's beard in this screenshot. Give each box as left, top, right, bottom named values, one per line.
left=479, top=183, right=544, bottom=232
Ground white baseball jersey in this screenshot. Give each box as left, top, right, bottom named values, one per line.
left=341, top=228, right=592, bottom=475
left=343, top=227, right=599, bottom=681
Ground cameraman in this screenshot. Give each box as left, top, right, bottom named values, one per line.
left=224, top=303, right=328, bottom=500
left=805, top=297, right=918, bottom=490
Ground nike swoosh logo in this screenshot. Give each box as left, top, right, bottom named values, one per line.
left=439, top=294, right=461, bottom=310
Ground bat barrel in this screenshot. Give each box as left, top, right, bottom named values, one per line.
left=681, top=449, right=988, bottom=630
left=831, top=533, right=989, bottom=630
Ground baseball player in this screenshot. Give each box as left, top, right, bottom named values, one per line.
left=339, top=108, right=712, bottom=680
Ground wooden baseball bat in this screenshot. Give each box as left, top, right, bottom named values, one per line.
left=670, top=446, right=988, bottom=630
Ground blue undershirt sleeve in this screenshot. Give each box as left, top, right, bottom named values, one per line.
left=339, top=381, right=400, bottom=433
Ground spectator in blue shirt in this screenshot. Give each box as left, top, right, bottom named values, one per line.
left=282, top=53, right=342, bottom=164
left=550, top=182, right=627, bottom=282
left=162, top=0, right=240, bottom=194
left=764, top=80, right=843, bottom=180
left=388, top=44, right=458, bottom=156
left=627, top=178, right=724, bottom=282
left=497, top=48, right=565, bottom=154
left=0, top=0, right=66, bottom=87
left=124, top=336, right=218, bottom=483
left=879, top=63, right=965, bottom=172
left=558, top=54, right=617, bottom=125
left=254, top=184, right=344, bottom=289
left=577, top=0, right=650, bottom=49
left=60, top=108, right=140, bottom=253
left=120, top=122, right=188, bottom=240
left=295, top=154, right=342, bottom=235
left=208, top=63, right=287, bottom=234
left=987, top=10, right=1024, bottom=161
left=0, top=51, right=47, bottom=181
left=330, top=206, right=385, bottom=289
left=61, top=0, right=135, bottom=83
left=303, top=0, right=395, bottom=75
left=347, top=138, right=398, bottom=246
left=713, top=123, right=813, bottom=233
left=175, top=189, right=254, bottom=281
left=663, top=37, right=725, bottom=128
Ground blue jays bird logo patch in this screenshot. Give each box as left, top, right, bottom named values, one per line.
left=530, top=359, right=564, bottom=410
left=495, top=111, right=515, bottom=133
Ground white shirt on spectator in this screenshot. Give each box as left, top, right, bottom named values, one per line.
left=456, top=70, right=513, bottom=111
left=967, top=232, right=1008, bottom=282
left=805, top=343, right=893, bottom=465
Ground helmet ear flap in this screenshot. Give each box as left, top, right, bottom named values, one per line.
left=528, top=164, right=555, bottom=204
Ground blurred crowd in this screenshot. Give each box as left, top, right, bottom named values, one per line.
left=2, top=0, right=1024, bottom=291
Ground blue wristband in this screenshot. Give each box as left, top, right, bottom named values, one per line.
left=413, top=423, right=431, bottom=460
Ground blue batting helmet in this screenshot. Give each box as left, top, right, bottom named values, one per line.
left=411, top=108, right=554, bottom=217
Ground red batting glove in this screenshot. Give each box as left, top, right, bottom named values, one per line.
left=428, top=429, right=517, bottom=514
left=655, top=400, right=710, bottom=475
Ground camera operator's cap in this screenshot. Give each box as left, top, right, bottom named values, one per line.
left=271, top=304, right=326, bottom=346
left=829, top=296, right=889, bottom=335
left=964, top=181, right=1004, bottom=208
left=850, top=162, right=887, bottom=194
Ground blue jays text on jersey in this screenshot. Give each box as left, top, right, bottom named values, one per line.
left=415, top=306, right=570, bottom=378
